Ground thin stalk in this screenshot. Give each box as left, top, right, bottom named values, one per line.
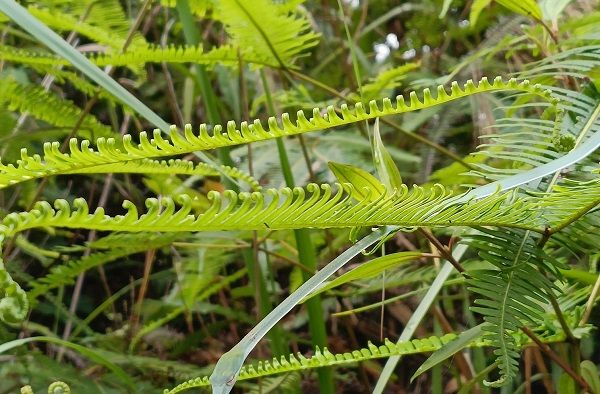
left=520, top=326, right=589, bottom=392
left=175, top=0, right=237, bottom=187
left=580, top=267, right=600, bottom=326
left=418, top=229, right=466, bottom=274
left=176, top=0, right=286, bottom=357
left=260, top=68, right=335, bottom=394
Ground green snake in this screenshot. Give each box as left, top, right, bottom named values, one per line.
left=209, top=227, right=393, bottom=393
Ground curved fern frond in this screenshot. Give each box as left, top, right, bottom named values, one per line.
left=0, top=79, right=114, bottom=138
left=0, top=184, right=541, bottom=236
left=0, top=181, right=540, bottom=323
left=0, top=78, right=559, bottom=190
left=0, top=256, right=28, bottom=324
left=465, top=228, right=565, bottom=386
left=215, top=0, right=319, bottom=68
left=164, top=328, right=570, bottom=393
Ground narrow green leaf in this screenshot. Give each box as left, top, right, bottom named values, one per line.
left=303, top=251, right=422, bottom=301
left=495, top=0, right=543, bottom=20
left=209, top=227, right=393, bottom=394
left=470, top=0, right=493, bottom=26
left=539, top=0, right=574, bottom=22
left=0, top=336, right=133, bottom=389
left=411, top=324, right=485, bottom=381
left=328, top=161, right=385, bottom=202
left=439, top=0, right=455, bottom=18
left=581, top=360, right=600, bottom=394
left=372, top=118, right=403, bottom=193
left=374, top=246, right=468, bottom=394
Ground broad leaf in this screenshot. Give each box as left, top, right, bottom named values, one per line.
left=303, top=251, right=423, bottom=300
left=372, top=118, right=403, bottom=193
left=328, top=161, right=385, bottom=201
left=495, top=0, right=543, bottom=20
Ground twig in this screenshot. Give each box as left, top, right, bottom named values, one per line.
left=521, top=326, right=589, bottom=392
left=418, top=229, right=466, bottom=274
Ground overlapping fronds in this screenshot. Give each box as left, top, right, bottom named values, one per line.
left=215, top=0, right=319, bottom=68
left=538, top=176, right=600, bottom=232
left=0, top=78, right=558, bottom=190
left=165, top=328, right=569, bottom=393
left=0, top=182, right=541, bottom=323
left=62, top=159, right=262, bottom=191
left=466, top=228, right=565, bottom=387
left=469, top=46, right=600, bottom=182
left=521, top=45, right=600, bottom=79
left=0, top=79, right=113, bottom=137
left=91, top=45, right=274, bottom=69
left=0, top=184, right=541, bottom=236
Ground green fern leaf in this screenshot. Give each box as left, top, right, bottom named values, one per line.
left=0, top=78, right=559, bottom=190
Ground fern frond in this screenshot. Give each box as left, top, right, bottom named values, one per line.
left=0, top=181, right=541, bottom=323
left=166, top=334, right=460, bottom=393
left=165, top=327, right=571, bottom=393
left=466, top=228, right=563, bottom=386
left=91, top=45, right=276, bottom=69
left=215, top=0, right=318, bottom=68
left=63, top=159, right=262, bottom=191
left=0, top=184, right=541, bottom=237
left=0, top=79, right=113, bottom=138
left=0, top=77, right=558, bottom=190
left=522, top=45, right=600, bottom=79
left=467, top=43, right=600, bottom=183
left=0, top=257, right=28, bottom=324
left=539, top=176, right=600, bottom=232
left=0, top=43, right=279, bottom=70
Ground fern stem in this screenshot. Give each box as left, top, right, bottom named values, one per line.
left=174, top=0, right=240, bottom=189
left=176, top=0, right=286, bottom=358
left=260, top=68, right=335, bottom=394
left=520, top=326, right=589, bottom=391
left=418, top=229, right=466, bottom=274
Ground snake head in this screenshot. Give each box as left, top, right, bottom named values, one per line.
left=210, top=348, right=246, bottom=394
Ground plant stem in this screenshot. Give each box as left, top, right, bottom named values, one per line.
left=176, top=0, right=286, bottom=357
left=261, top=68, right=335, bottom=394
left=520, top=326, right=589, bottom=392
left=418, top=229, right=466, bottom=273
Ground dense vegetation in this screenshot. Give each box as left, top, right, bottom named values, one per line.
left=0, top=0, right=599, bottom=393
